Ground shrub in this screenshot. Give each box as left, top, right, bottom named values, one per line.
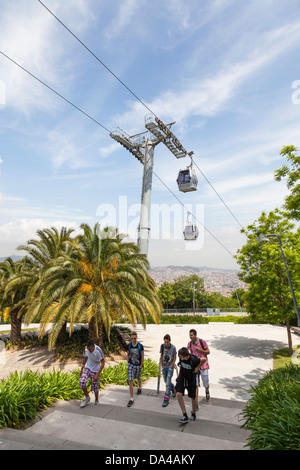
left=0, top=358, right=159, bottom=428
left=241, top=364, right=300, bottom=450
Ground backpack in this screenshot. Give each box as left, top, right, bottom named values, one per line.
left=188, top=338, right=207, bottom=355
left=128, top=341, right=142, bottom=360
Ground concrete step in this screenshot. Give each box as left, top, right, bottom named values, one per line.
left=0, top=427, right=104, bottom=450
left=0, top=385, right=250, bottom=450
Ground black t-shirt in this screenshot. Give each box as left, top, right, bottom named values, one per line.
left=178, top=354, right=200, bottom=379
left=127, top=342, right=144, bottom=365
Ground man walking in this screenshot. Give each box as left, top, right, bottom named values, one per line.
left=187, top=328, right=210, bottom=404
left=127, top=331, right=144, bottom=407
left=160, top=334, right=177, bottom=407
left=79, top=339, right=105, bottom=407
left=176, top=347, right=206, bottom=422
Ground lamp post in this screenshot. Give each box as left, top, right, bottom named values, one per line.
left=192, top=281, right=196, bottom=315
left=256, top=234, right=300, bottom=326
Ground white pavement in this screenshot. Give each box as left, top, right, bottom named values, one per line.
left=131, top=323, right=300, bottom=401
left=0, top=322, right=299, bottom=452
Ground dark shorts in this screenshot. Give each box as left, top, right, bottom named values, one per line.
left=175, top=374, right=197, bottom=399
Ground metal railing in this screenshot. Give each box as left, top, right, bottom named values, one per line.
left=162, top=308, right=247, bottom=316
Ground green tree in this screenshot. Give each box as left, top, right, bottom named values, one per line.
left=157, top=281, right=175, bottom=309
left=231, top=288, right=248, bottom=309
left=235, top=209, right=300, bottom=353
left=274, top=145, right=300, bottom=220
left=0, top=257, right=39, bottom=342
left=172, top=274, right=206, bottom=309
left=206, top=291, right=238, bottom=309
left=25, top=224, right=162, bottom=349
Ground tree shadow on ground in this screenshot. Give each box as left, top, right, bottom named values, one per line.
left=14, top=346, right=56, bottom=367
left=209, top=335, right=287, bottom=360
left=216, top=368, right=270, bottom=402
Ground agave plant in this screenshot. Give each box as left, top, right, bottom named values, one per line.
left=25, top=223, right=162, bottom=349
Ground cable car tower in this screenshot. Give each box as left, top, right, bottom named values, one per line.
left=110, top=115, right=195, bottom=256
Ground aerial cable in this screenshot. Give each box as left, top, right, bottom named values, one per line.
left=192, top=159, right=244, bottom=229
left=36, top=0, right=157, bottom=118
left=153, top=171, right=234, bottom=257
left=0, top=50, right=110, bottom=133
left=0, top=49, right=234, bottom=258
left=36, top=0, right=244, bottom=232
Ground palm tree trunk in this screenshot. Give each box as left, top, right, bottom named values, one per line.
left=88, top=317, right=104, bottom=347
left=10, top=310, right=22, bottom=343
left=57, top=321, right=68, bottom=342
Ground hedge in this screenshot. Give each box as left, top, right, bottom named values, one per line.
left=241, top=364, right=300, bottom=450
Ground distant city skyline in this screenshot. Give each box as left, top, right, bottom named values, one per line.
left=149, top=265, right=248, bottom=297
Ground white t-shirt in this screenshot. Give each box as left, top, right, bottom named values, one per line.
left=84, top=345, right=104, bottom=372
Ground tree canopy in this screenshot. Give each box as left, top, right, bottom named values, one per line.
left=274, top=145, right=300, bottom=220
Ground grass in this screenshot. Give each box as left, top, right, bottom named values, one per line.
left=273, top=346, right=300, bottom=369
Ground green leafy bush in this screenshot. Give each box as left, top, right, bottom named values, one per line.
left=145, top=314, right=256, bottom=324
left=241, top=364, right=300, bottom=450
left=146, top=314, right=209, bottom=324
left=0, top=358, right=159, bottom=428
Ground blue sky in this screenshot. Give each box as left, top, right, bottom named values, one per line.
left=0, top=0, right=300, bottom=270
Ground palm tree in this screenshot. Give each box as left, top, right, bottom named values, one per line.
left=0, top=257, right=39, bottom=342
left=25, top=224, right=162, bottom=349
left=18, top=226, right=75, bottom=341
left=18, top=226, right=75, bottom=265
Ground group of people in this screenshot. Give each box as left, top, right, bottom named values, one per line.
left=78, top=328, right=210, bottom=423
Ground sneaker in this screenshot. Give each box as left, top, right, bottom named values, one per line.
left=137, top=388, right=142, bottom=395
left=80, top=396, right=90, bottom=408
left=206, top=391, right=210, bottom=400
left=94, top=400, right=99, bottom=406
left=127, top=399, right=134, bottom=407
left=171, top=387, right=176, bottom=398
left=190, top=413, right=196, bottom=421
left=179, top=415, right=189, bottom=424
left=162, top=396, right=169, bottom=407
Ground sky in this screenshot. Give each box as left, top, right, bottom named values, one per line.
left=0, top=0, right=300, bottom=270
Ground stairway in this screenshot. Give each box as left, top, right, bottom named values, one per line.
left=0, top=384, right=250, bottom=451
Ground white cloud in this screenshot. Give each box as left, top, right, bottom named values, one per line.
left=111, top=18, right=300, bottom=132
left=0, top=218, right=81, bottom=257
left=103, top=0, right=146, bottom=42
left=0, top=0, right=97, bottom=115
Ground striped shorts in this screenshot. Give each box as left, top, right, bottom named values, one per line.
left=79, top=367, right=100, bottom=392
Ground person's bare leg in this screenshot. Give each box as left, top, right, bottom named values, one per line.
left=176, top=392, right=186, bottom=414
left=129, top=380, right=134, bottom=399
left=191, top=397, right=196, bottom=414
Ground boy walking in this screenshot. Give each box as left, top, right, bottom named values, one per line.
left=127, top=331, right=144, bottom=407
left=159, top=334, right=177, bottom=407
left=187, top=328, right=210, bottom=403
left=79, top=339, right=105, bottom=408
left=176, top=347, right=206, bottom=423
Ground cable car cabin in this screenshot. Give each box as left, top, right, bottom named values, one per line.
left=183, top=224, right=199, bottom=240
left=177, top=168, right=198, bottom=192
